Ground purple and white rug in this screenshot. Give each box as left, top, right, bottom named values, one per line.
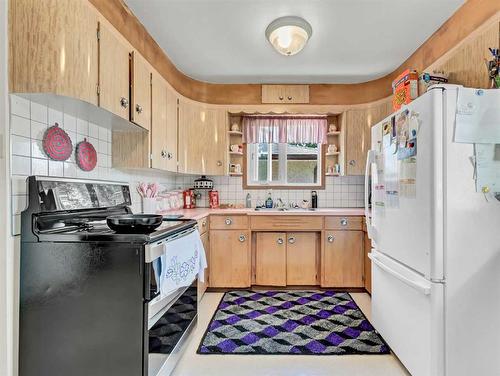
left=198, top=290, right=389, bottom=355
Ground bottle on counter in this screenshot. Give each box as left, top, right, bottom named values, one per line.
left=265, top=192, right=273, bottom=208
left=311, top=191, right=318, bottom=208
left=245, top=193, right=252, bottom=208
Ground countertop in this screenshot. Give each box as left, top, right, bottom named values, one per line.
left=167, top=208, right=365, bottom=221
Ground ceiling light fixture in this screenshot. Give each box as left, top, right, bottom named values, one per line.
left=265, top=16, right=312, bottom=56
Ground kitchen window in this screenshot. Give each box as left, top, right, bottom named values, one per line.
left=246, top=142, right=323, bottom=187
left=242, top=115, right=327, bottom=188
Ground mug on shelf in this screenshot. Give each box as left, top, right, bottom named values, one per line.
left=230, top=144, right=239, bottom=152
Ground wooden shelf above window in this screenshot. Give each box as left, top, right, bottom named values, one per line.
left=228, top=131, right=243, bottom=136
left=327, top=131, right=341, bottom=136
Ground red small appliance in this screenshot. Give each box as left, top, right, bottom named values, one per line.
left=209, top=190, right=219, bottom=209
left=183, top=189, right=195, bottom=209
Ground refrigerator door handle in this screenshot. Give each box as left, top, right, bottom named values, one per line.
left=369, top=253, right=431, bottom=295
left=365, top=149, right=376, bottom=240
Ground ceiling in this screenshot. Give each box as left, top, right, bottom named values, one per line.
left=124, top=0, right=465, bottom=84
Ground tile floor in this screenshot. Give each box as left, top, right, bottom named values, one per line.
left=172, top=292, right=410, bottom=376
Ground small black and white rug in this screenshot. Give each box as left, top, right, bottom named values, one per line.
left=198, top=290, right=389, bottom=355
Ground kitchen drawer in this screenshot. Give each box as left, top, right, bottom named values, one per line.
left=324, top=216, right=363, bottom=230
left=197, top=216, right=209, bottom=235
left=250, top=216, right=323, bottom=231
left=210, top=215, right=248, bottom=230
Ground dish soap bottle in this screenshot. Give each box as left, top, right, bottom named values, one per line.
left=311, top=191, right=318, bottom=208
left=265, top=192, right=273, bottom=208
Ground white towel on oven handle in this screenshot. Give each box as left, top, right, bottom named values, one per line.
left=159, top=229, right=207, bottom=297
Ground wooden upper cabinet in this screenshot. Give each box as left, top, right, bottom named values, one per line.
left=9, top=0, right=98, bottom=105
left=261, top=85, right=309, bottom=104
left=165, top=86, right=179, bottom=172
left=151, top=72, right=178, bottom=172
left=151, top=72, right=168, bottom=170
left=321, top=230, right=364, bottom=287
left=344, top=102, right=392, bottom=175
left=255, top=232, right=287, bottom=286
left=286, top=232, right=318, bottom=286
left=130, top=51, right=152, bottom=130
left=178, top=100, right=227, bottom=175
left=98, top=20, right=130, bottom=120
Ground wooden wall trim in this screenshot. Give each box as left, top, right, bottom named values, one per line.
left=90, top=0, right=500, bottom=105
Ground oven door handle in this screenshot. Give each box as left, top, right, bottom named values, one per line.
left=144, top=227, right=197, bottom=263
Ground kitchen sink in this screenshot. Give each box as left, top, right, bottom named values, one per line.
left=254, top=207, right=317, bottom=212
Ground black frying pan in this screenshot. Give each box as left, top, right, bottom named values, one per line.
left=106, top=214, right=163, bottom=233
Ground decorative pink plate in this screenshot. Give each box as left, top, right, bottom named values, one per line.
left=42, top=123, right=73, bottom=161
left=75, top=138, right=97, bottom=171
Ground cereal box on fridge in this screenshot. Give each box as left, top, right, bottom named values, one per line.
left=392, top=69, right=419, bottom=111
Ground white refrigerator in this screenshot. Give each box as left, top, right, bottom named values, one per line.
left=365, top=85, right=500, bottom=376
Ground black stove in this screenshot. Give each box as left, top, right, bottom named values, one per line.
left=19, top=176, right=198, bottom=376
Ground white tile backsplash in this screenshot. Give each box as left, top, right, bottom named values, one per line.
left=30, top=101, right=48, bottom=124
left=178, top=174, right=365, bottom=209
left=11, top=115, right=30, bottom=138
left=11, top=135, right=31, bottom=157
left=11, top=155, right=31, bottom=176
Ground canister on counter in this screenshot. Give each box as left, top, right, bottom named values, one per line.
left=209, top=190, right=220, bottom=209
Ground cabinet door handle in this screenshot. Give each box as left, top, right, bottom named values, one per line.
left=202, top=220, right=207, bottom=227
left=340, top=218, right=348, bottom=226
left=161, top=150, right=167, bottom=158
left=120, top=97, right=129, bottom=108
left=327, top=235, right=335, bottom=243
left=278, top=96, right=284, bottom=101
left=277, top=238, right=284, bottom=245
left=349, top=159, right=356, bottom=166
left=225, top=218, right=232, bottom=225
left=287, top=96, right=293, bottom=100
left=167, top=152, right=173, bottom=160
left=239, top=234, right=246, bottom=242
left=136, top=104, right=143, bottom=114
left=288, top=237, right=296, bottom=244
left=217, top=160, right=222, bottom=167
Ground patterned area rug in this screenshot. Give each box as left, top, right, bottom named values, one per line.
left=198, top=290, right=389, bottom=355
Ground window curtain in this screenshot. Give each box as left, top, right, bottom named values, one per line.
left=242, top=116, right=327, bottom=144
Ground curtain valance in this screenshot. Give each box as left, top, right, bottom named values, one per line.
left=242, top=116, right=327, bottom=144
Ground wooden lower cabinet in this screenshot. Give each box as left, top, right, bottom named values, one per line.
left=255, top=232, right=287, bottom=286
left=287, top=232, right=319, bottom=285
left=209, top=230, right=251, bottom=288
left=254, top=232, right=319, bottom=286
left=198, top=231, right=210, bottom=301
left=321, top=230, right=364, bottom=287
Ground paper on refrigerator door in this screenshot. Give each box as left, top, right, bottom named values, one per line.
left=373, top=151, right=386, bottom=217
left=454, top=88, right=500, bottom=144
left=474, top=143, right=500, bottom=194
left=383, top=132, right=400, bottom=209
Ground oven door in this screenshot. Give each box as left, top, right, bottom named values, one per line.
left=146, top=279, right=198, bottom=376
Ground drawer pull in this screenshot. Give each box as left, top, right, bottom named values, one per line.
left=202, top=220, right=207, bottom=227
left=327, top=235, right=335, bottom=243
left=288, top=237, right=296, bottom=244
left=136, top=104, right=143, bottom=114
left=239, top=234, right=246, bottom=242
left=120, top=97, right=129, bottom=108
left=340, top=218, right=348, bottom=226
left=277, top=238, right=284, bottom=245
left=225, top=218, right=232, bottom=225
